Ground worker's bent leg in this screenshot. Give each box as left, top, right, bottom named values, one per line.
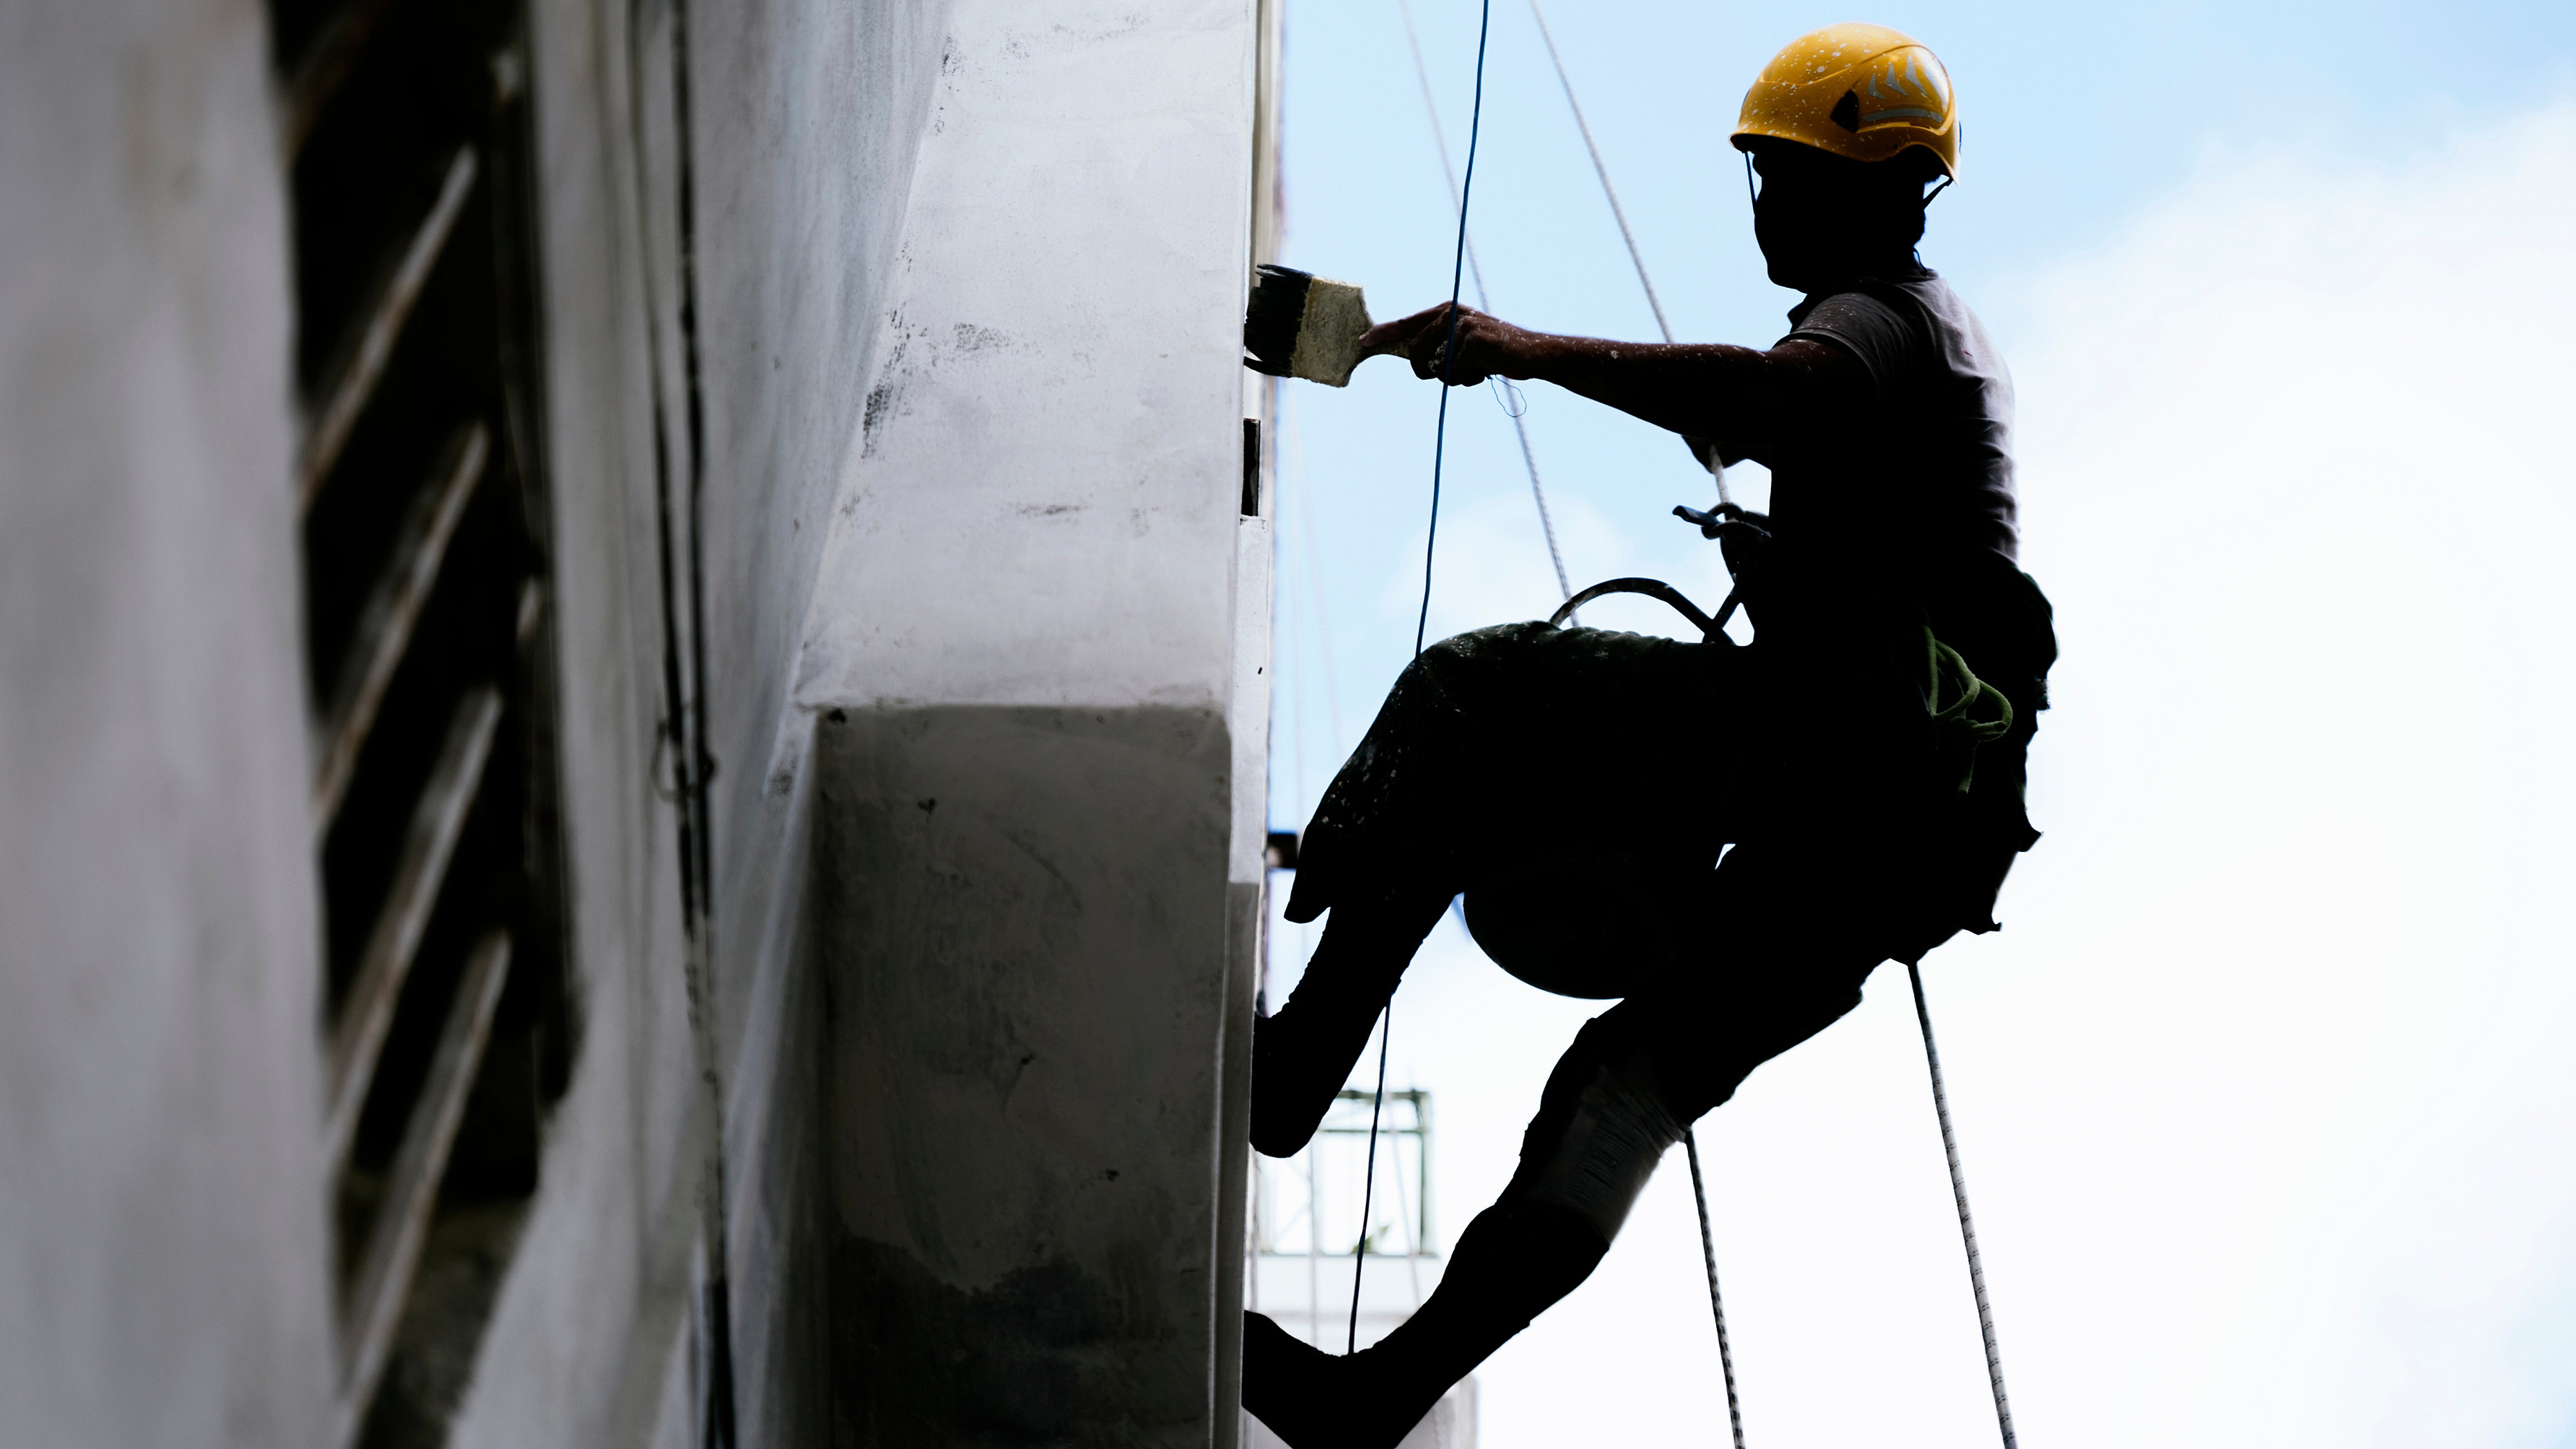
left=1251, top=1016, right=1694, bottom=1442
left=1282, top=622, right=1737, bottom=930
left=1251, top=885, right=1454, bottom=1158
left=1243, top=1199, right=1604, bottom=1449
left=1244, top=878, right=1885, bottom=1446
left=1252, top=623, right=1738, bottom=1157
left=1242, top=1018, right=1688, bottom=1449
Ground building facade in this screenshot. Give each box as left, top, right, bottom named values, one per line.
left=0, top=0, right=1279, bottom=1444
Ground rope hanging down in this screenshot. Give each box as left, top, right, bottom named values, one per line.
left=1530, top=19, right=2029, bottom=1446
left=1524, top=6, right=1748, bottom=1435
left=1356, top=0, right=1495, bottom=1358
left=1528, top=0, right=1732, bottom=511
left=1684, top=1136, right=1750, bottom=1449
left=1396, top=0, right=1573, bottom=609
left=1410, top=0, right=1493, bottom=661
left=1908, top=964, right=2018, bottom=1448
left=1350, top=23, right=2020, bottom=1449
left=1528, top=0, right=1668, bottom=339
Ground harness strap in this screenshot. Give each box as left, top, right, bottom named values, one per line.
left=1549, top=574, right=2024, bottom=1449
left=1546, top=577, right=1727, bottom=638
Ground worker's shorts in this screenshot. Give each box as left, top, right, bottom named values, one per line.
left=1279, top=618, right=2040, bottom=1238
left=1285, top=620, right=1940, bottom=1000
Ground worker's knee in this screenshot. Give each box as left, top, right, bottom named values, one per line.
left=1406, top=621, right=1556, bottom=688
left=1450, top=1198, right=1610, bottom=1301
left=1508, top=1017, right=1685, bottom=1244
left=1643, top=960, right=1871, bottom=1122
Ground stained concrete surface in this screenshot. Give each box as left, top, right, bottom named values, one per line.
left=815, top=705, right=1236, bottom=1446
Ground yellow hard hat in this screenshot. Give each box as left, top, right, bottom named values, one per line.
left=1731, top=23, right=1960, bottom=178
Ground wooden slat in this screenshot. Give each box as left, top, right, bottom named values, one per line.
left=298, top=146, right=478, bottom=513
left=513, top=577, right=544, bottom=651
left=323, top=685, right=504, bottom=1170
left=333, top=929, right=512, bottom=1449
left=280, top=0, right=399, bottom=160
left=312, top=422, right=489, bottom=836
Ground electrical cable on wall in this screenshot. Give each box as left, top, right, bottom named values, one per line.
left=666, top=6, right=738, bottom=1437
left=624, top=1, right=736, bottom=1441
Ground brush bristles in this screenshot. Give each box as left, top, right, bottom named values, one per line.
left=1240, top=264, right=1378, bottom=388
left=1243, top=264, right=1312, bottom=378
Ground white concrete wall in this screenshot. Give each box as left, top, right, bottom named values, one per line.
left=794, top=3, right=1256, bottom=715
left=0, top=1, right=336, bottom=1444
left=450, top=0, right=955, bottom=1443
left=795, top=0, right=1264, bottom=1441
left=0, top=0, right=1260, bottom=1439
left=466, top=0, right=1263, bottom=1441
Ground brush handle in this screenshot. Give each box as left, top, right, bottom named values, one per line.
left=1289, top=278, right=1380, bottom=387
left=1242, top=268, right=1405, bottom=387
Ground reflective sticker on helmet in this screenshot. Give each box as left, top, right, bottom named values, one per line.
left=1733, top=25, right=1960, bottom=173
left=1856, top=48, right=1952, bottom=129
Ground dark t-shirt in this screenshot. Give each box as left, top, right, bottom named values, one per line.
left=1759, top=271, right=2055, bottom=910
left=1784, top=273, right=2017, bottom=564
left=1759, top=270, right=2051, bottom=712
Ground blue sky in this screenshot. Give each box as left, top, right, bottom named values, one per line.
left=1259, top=5, right=2576, bottom=1446
left=1266, top=0, right=2576, bottom=748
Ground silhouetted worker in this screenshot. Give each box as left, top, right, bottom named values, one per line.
left=1242, top=24, right=2056, bottom=1448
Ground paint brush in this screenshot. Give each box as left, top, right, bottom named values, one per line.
left=1242, top=264, right=1405, bottom=387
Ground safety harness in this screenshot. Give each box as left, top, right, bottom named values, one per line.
left=1341, top=7, right=2026, bottom=1443
left=1539, top=499, right=2022, bottom=1447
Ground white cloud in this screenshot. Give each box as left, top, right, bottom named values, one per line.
left=1385, top=102, right=2576, bottom=1448
left=1985, top=100, right=2576, bottom=1449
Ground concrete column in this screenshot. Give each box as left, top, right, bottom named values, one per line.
left=797, top=0, right=1261, bottom=1441
left=0, top=1, right=334, bottom=1443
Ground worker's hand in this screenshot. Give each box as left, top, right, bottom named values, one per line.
left=1361, top=303, right=1543, bottom=386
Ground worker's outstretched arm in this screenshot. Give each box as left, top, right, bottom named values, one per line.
left=1356, top=303, right=1866, bottom=469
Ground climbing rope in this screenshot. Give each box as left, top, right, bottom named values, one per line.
left=1356, top=0, right=1495, bottom=1359
left=1533, top=22, right=2035, bottom=1444
left=1683, top=1135, right=1749, bottom=1449
left=1409, top=0, right=1492, bottom=659
left=1349, top=23, right=2023, bottom=1449
left=1396, top=0, right=1574, bottom=609
left=1908, top=963, right=2018, bottom=1448
left=1528, top=0, right=1730, bottom=510
left=1526, top=8, right=1756, bottom=1432
left=1528, top=0, right=1667, bottom=339
left=1349, top=1008, right=1395, bottom=1352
